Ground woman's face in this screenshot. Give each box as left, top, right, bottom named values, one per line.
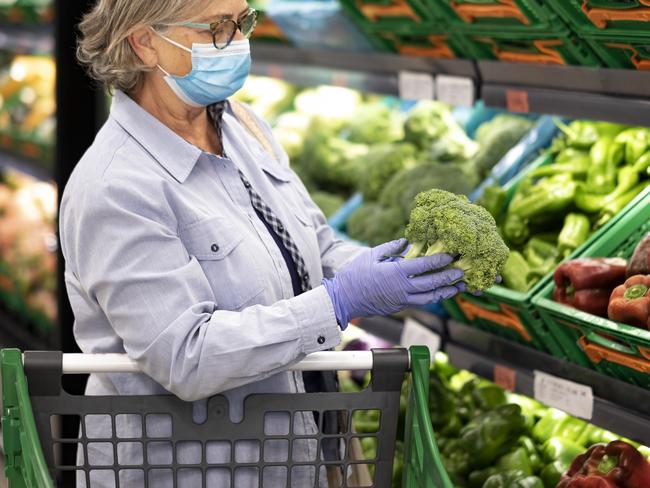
left=156, top=0, right=250, bottom=77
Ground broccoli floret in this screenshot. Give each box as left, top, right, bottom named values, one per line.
left=403, top=189, right=509, bottom=293
left=300, top=118, right=369, bottom=194
left=358, top=143, right=418, bottom=201
left=380, top=162, right=480, bottom=220
left=347, top=203, right=406, bottom=247
left=405, top=101, right=479, bottom=161
left=342, top=103, right=404, bottom=145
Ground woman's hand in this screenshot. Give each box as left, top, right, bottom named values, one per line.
left=322, top=239, right=465, bottom=329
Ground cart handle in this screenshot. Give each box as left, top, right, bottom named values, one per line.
left=52, top=351, right=398, bottom=374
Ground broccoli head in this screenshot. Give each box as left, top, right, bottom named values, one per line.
left=347, top=203, right=406, bottom=247
left=359, top=143, right=417, bottom=201
left=403, top=189, right=509, bottom=293
left=343, top=103, right=404, bottom=145
left=300, top=118, right=369, bottom=194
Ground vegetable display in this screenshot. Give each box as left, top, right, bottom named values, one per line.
left=347, top=104, right=531, bottom=247
left=341, top=348, right=650, bottom=488
left=402, top=189, right=510, bottom=293
left=489, top=120, right=650, bottom=294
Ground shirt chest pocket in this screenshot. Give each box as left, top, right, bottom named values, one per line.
left=179, top=216, right=265, bottom=310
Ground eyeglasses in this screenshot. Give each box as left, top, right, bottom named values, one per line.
left=176, top=8, right=258, bottom=50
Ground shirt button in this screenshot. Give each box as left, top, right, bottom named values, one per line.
left=302, top=273, right=310, bottom=282
left=243, top=180, right=251, bottom=189
left=278, top=224, right=285, bottom=233
left=211, top=244, right=220, bottom=253
left=317, top=336, right=326, bottom=345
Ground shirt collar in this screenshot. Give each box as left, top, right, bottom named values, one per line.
left=110, top=90, right=207, bottom=183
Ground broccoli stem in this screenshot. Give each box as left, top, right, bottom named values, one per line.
left=425, top=242, right=446, bottom=256
left=404, top=242, right=425, bottom=260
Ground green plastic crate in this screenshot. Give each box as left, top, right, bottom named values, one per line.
left=583, top=35, right=650, bottom=70
left=534, top=192, right=650, bottom=389
left=454, top=29, right=602, bottom=66
left=1, top=346, right=453, bottom=488
left=339, top=0, right=437, bottom=29
left=548, top=0, right=650, bottom=37
left=421, top=0, right=564, bottom=32
left=369, top=24, right=470, bottom=58
left=444, top=151, right=650, bottom=355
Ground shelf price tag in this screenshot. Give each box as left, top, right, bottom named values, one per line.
left=400, top=317, right=441, bottom=354
left=534, top=371, right=594, bottom=420
left=398, top=71, right=435, bottom=101
left=506, top=89, right=530, bottom=113
left=436, top=75, right=475, bottom=108
left=494, top=364, right=517, bottom=392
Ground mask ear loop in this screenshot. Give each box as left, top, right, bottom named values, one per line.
left=150, top=27, right=192, bottom=76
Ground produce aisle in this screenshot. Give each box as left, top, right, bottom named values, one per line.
left=3, top=1, right=650, bottom=487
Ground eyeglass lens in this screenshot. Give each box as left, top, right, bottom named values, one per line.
left=212, top=10, right=257, bottom=49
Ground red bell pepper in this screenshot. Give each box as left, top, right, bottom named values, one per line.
left=608, top=275, right=650, bottom=329
left=553, top=258, right=627, bottom=317
left=558, top=441, right=650, bottom=488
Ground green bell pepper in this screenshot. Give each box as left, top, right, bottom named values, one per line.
left=615, top=127, right=650, bottom=165
left=469, top=467, right=500, bottom=488
left=483, top=470, right=544, bottom=488
left=540, top=437, right=585, bottom=465
left=533, top=409, right=569, bottom=443
left=586, top=138, right=625, bottom=195
left=479, top=185, right=507, bottom=220
left=497, top=447, right=534, bottom=476
left=529, top=153, right=590, bottom=179
left=501, top=251, right=531, bottom=293
left=442, top=438, right=473, bottom=478
left=518, top=436, right=543, bottom=473
left=558, top=213, right=591, bottom=258
left=503, top=213, right=530, bottom=246
left=575, top=165, right=640, bottom=213
left=459, top=404, right=527, bottom=469
left=556, top=120, right=625, bottom=149
left=508, top=174, right=577, bottom=220
left=595, top=181, right=649, bottom=228
left=540, top=461, right=565, bottom=488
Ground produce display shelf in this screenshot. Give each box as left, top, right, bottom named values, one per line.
left=252, top=44, right=650, bottom=124
left=480, top=61, right=650, bottom=126
left=446, top=320, right=650, bottom=447
left=355, top=315, right=650, bottom=446
left=251, top=43, right=478, bottom=96
left=0, top=148, right=52, bottom=182
left=0, top=23, right=52, bottom=54
left=0, top=307, right=50, bottom=352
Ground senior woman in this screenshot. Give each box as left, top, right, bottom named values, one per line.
left=61, top=0, right=466, bottom=486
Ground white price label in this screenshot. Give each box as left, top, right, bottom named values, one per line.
left=534, top=371, right=594, bottom=420
left=435, top=75, right=475, bottom=108
left=398, top=71, right=435, bottom=101
left=400, top=318, right=441, bottom=354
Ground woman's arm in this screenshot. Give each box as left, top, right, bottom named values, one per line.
left=60, top=178, right=341, bottom=402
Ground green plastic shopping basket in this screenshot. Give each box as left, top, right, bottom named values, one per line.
left=0, top=346, right=451, bottom=488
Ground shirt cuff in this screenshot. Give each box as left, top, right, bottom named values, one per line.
left=291, top=286, right=341, bottom=354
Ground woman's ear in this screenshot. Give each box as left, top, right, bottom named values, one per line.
left=128, top=26, right=158, bottom=67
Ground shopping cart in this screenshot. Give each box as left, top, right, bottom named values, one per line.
left=0, top=346, right=451, bottom=488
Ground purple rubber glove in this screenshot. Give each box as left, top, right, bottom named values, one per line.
left=322, top=239, right=465, bottom=329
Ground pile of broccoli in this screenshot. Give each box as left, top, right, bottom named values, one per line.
left=403, top=189, right=510, bottom=293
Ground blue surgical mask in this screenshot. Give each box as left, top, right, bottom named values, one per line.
left=155, top=32, right=251, bottom=107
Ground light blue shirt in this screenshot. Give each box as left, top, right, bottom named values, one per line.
left=59, top=91, right=365, bottom=487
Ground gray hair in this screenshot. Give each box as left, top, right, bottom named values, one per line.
left=76, top=0, right=205, bottom=93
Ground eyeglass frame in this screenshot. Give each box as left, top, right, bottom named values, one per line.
left=172, top=8, right=258, bottom=50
